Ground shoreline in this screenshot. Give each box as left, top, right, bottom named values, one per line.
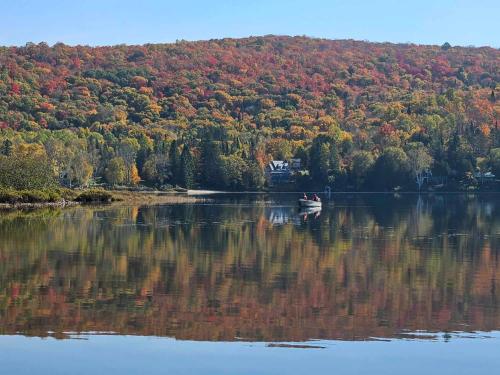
left=0, top=200, right=80, bottom=210
left=0, top=190, right=205, bottom=210
left=1, top=189, right=498, bottom=210
left=110, top=190, right=210, bottom=205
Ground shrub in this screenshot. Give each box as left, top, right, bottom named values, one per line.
left=75, top=189, right=113, bottom=203
left=59, top=188, right=79, bottom=201
left=0, top=189, right=21, bottom=204
left=0, top=189, right=61, bottom=204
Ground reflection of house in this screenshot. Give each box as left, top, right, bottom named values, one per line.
left=265, top=207, right=303, bottom=226
left=266, top=207, right=292, bottom=225
left=266, top=159, right=301, bottom=185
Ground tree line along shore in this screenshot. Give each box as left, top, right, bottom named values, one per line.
left=0, top=36, right=498, bottom=200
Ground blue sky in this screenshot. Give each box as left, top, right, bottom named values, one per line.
left=1, top=0, right=499, bottom=47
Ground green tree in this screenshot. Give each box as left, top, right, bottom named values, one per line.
left=168, top=140, right=180, bottom=185
left=220, top=155, right=245, bottom=190
left=105, top=157, right=126, bottom=186
left=200, top=138, right=223, bottom=188
left=1, top=139, right=13, bottom=156
left=371, top=147, right=410, bottom=190
left=142, top=156, right=159, bottom=185
left=243, top=161, right=265, bottom=190
left=72, top=156, right=93, bottom=187
left=489, top=148, right=500, bottom=176
left=0, top=154, right=55, bottom=189
left=441, top=42, right=452, bottom=50
left=118, top=138, right=140, bottom=183
left=447, top=132, right=475, bottom=179
left=180, top=145, right=195, bottom=189
left=309, top=135, right=340, bottom=187
left=351, top=151, right=375, bottom=190
left=293, top=146, right=309, bottom=170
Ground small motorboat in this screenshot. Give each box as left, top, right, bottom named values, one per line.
left=298, top=198, right=322, bottom=208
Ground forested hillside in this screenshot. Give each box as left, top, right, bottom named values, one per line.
left=0, top=36, right=498, bottom=191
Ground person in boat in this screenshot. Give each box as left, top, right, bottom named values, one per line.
left=303, top=193, right=308, bottom=200
left=312, top=193, right=320, bottom=202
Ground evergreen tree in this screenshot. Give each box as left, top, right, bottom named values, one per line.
left=1, top=139, right=13, bottom=156
left=180, top=145, right=195, bottom=188
left=168, top=140, right=180, bottom=185
left=200, top=137, right=222, bottom=188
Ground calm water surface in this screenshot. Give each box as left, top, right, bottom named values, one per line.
left=1, top=193, right=499, bottom=374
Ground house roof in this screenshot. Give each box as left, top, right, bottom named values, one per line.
left=268, top=160, right=289, bottom=170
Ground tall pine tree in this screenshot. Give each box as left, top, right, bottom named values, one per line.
left=180, top=145, right=195, bottom=188
left=168, top=140, right=180, bottom=185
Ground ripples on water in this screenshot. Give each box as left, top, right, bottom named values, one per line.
left=0, top=193, right=499, bottom=373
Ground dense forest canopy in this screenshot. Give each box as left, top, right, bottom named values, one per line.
left=0, top=36, right=498, bottom=190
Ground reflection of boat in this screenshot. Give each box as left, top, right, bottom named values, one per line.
left=299, top=207, right=322, bottom=216
left=298, top=206, right=321, bottom=221
left=298, top=199, right=322, bottom=208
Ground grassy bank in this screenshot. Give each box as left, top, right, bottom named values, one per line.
left=74, top=189, right=114, bottom=203
left=0, top=188, right=70, bottom=204
left=0, top=188, right=208, bottom=209
left=0, top=188, right=113, bottom=207
left=109, top=190, right=205, bottom=205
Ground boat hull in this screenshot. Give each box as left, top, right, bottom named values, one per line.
left=298, top=199, right=322, bottom=208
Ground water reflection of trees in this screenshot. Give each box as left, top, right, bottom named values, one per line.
left=0, top=194, right=499, bottom=341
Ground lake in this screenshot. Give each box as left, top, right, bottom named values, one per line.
left=1, top=193, right=499, bottom=374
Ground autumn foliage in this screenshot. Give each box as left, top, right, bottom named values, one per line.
left=0, top=36, right=498, bottom=190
